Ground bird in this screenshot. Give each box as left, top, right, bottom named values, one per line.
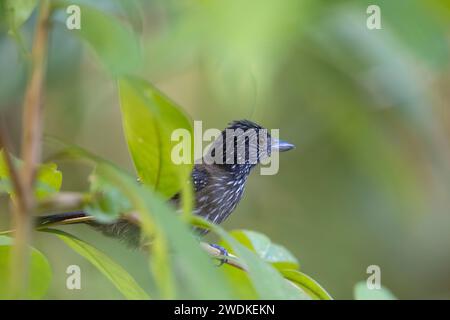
left=37, top=120, right=295, bottom=248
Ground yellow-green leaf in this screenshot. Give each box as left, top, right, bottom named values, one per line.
left=193, top=217, right=309, bottom=300
left=118, top=77, right=193, bottom=198
left=0, top=150, right=62, bottom=200
left=35, top=162, right=63, bottom=200
left=1, top=0, right=37, bottom=30
left=44, top=229, right=150, bottom=300
left=281, top=269, right=333, bottom=300
left=0, top=236, right=52, bottom=299
left=95, top=163, right=234, bottom=299
left=228, top=229, right=300, bottom=270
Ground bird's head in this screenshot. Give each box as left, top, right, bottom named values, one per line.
left=204, top=120, right=294, bottom=175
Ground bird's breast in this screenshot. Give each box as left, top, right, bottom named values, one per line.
left=194, top=174, right=248, bottom=226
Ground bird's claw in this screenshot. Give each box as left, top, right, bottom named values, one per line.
left=210, top=243, right=228, bottom=267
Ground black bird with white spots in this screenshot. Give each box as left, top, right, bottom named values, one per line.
left=37, top=120, right=295, bottom=247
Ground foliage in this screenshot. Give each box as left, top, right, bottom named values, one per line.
left=2, top=0, right=438, bottom=300
left=118, top=77, right=193, bottom=198
left=0, top=0, right=36, bottom=30
left=0, top=150, right=62, bottom=200
left=0, top=2, right=331, bottom=299
left=44, top=229, right=149, bottom=300
left=57, top=1, right=142, bottom=75
left=0, top=236, right=51, bottom=299
left=353, top=281, right=396, bottom=300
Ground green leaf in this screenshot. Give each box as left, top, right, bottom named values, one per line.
left=95, top=162, right=234, bottom=299
left=44, top=135, right=107, bottom=167
left=84, top=169, right=132, bottom=223
left=1, top=0, right=37, bottom=30
left=34, top=162, right=63, bottom=200
left=220, top=264, right=259, bottom=299
left=58, top=2, right=142, bottom=75
left=193, top=217, right=309, bottom=300
left=354, top=281, right=397, bottom=300
left=45, top=140, right=231, bottom=298
left=0, top=150, right=62, bottom=199
left=118, top=77, right=193, bottom=198
left=0, top=236, right=52, bottom=299
left=228, top=230, right=300, bottom=270
left=281, top=269, right=332, bottom=300
left=43, top=229, right=150, bottom=300
left=267, top=244, right=300, bottom=270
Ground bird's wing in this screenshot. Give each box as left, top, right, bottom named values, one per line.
left=191, top=164, right=210, bottom=193
left=169, top=164, right=210, bottom=205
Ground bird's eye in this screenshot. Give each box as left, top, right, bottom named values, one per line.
left=259, top=136, right=266, bottom=147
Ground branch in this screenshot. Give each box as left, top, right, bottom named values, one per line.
left=21, top=0, right=51, bottom=190
left=11, top=0, right=51, bottom=298
left=2, top=188, right=250, bottom=273
left=200, top=242, right=248, bottom=271
left=38, top=192, right=87, bottom=212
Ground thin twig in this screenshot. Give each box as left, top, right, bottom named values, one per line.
left=200, top=242, right=248, bottom=271
left=37, top=192, right=87, bottom=212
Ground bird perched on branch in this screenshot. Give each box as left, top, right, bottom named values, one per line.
left=37, top=120, right=294, bottom=248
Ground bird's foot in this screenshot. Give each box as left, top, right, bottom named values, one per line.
left=210, top=243, right=228, bottom=267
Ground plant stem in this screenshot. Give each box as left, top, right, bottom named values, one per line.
left=11, top=0, right=51, bottom=298
left=21, top=0, right=50, bottom=185
left=200, top=242, right=248, bottom=271
left=38, top=192, right=87, bottom=211
left=0, top=124, right=30, bottom=299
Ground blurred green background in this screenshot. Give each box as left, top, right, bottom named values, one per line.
left=1, top=0, right=450, bottom=299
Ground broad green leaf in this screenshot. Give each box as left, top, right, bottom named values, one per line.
left=1, top=0, right=37, bottom=30
left=58, top=2, right=141, bottom=75
left=267, top=244, right=300, bottom=271
left=193, top=217, right=309, bottom=300
left=281, top=269, right=332, bottom=300
left=228, top=230, right=299, bottom=270
left=118, top=77, right=193, bottom=198
left=43, top=229, right=150, bottom=300
left=220, top=264, right=258, bottom=299
left=0, top=236, right=52, bottom=299
left=0, top=150, right=62, bottom=199
left=229, top=229, right=271, bottom=254
left=95, top=162, right=234, bottom=299
left=354, top=281, right=396, bottom=300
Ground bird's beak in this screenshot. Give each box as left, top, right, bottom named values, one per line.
left=272, top=138, right=295, bottom=152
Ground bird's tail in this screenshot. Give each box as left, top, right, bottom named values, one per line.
left=36, top=211, right=142, bottom=248
left=35, top=211, right=94, bottom=228
left=0, top=211, right=94, bottom=236
left=1, top=211, right=142, bottom=248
